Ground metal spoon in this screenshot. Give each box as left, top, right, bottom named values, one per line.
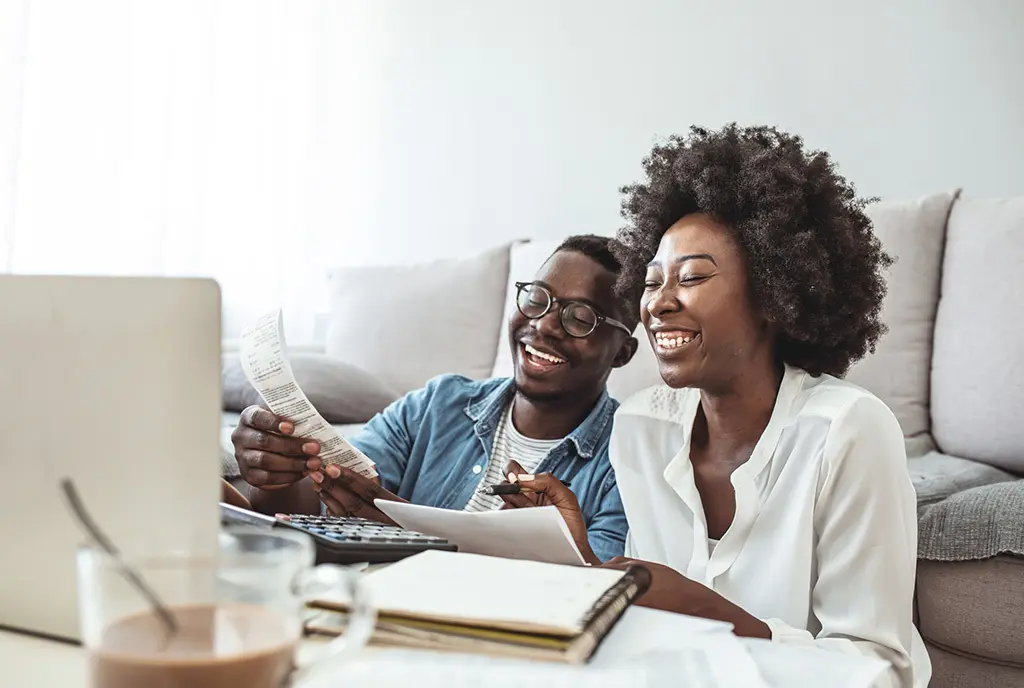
left=59, top=477, right=179, bottom=638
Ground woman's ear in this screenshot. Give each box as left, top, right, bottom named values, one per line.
left=612, top=336, right=639, bottom=368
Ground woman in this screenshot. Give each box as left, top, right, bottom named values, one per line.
left=511, top=125, right=927, bottom=687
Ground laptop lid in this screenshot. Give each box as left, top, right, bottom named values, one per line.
left=0, top=275, right=222, bottom=642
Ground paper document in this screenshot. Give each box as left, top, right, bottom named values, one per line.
left=240, top=309, right=377, bottom=478
left=375, top=501, right=585, bottom=566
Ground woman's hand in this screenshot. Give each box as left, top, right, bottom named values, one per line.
left=602, top=557, right=770, bottom=639
left=499, top=461, right=602, bottom=566
left=602, top=557, right=710, bottom=614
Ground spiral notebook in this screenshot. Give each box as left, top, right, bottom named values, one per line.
left=304, top=550, right=651, bottom=664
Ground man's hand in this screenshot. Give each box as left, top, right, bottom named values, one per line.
left=231, top=406, right=323, bottom=491
left=501, top=463, right=601, bottom=566
left=314, top=463, right=407, bottom=525
left=601, top=557, right=771, bottom=639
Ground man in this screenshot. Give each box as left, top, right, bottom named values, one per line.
left=231, top=235, right=641, bottom=561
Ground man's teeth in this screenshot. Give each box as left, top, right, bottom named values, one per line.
left=525, top=344, right=566, bottom=364
left=654, top=332, right=696, bottom=349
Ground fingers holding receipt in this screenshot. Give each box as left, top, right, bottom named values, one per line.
left=240, top=309, right=378, bottom=479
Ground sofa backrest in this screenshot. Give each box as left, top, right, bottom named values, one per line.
left=318, top=238, right=663, bottom=402
left=845, top=190, right=960, bottom=457
left=314, top=191, right=1024, bottom=475
left=930, top=196, right=1024, bottom=474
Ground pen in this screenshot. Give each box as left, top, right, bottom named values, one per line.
left=483, top=480, right=571, bottom=496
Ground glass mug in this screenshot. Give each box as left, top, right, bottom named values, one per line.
left=77, top=526, right=375, bottom=688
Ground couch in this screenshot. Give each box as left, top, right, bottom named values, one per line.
left=220, top=191, right=1023, bottom=687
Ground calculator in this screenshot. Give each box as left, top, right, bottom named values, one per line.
left=219, top=503, right=457, bottom=565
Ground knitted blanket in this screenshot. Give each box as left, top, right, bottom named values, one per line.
left=918, top=479, right=1024, bottom=561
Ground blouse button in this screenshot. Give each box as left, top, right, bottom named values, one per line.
left=472, top=465, right=482, bottom=474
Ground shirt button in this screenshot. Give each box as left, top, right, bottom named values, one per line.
left=472, top=465, right=482, bottom=474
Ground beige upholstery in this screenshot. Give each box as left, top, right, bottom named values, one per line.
left=931, top=196, right=1024, bottom=474
left=925, top=642, right=1024, bottom=688
left=324, top=243, right=511, bottom=395
left=918, top=558, right=1024, bottom=673
left=846, top=190, right=959, bottom=456
left=909, top=452, right=1017, bottom=507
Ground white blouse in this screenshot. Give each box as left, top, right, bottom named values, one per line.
left=610, top=365, right=929, bottom=688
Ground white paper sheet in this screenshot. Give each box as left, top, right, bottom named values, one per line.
left=240, top=309, right=377, bottom=478
left=375, top=501, right=586, bottom=566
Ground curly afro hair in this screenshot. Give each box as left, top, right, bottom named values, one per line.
left=615, top=123, right=891, bottom=378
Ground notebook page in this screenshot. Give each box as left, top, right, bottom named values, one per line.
left=361, top=550, right=626, bottom=636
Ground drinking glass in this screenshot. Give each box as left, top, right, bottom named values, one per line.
left=77, top=525, right=375, bottom=688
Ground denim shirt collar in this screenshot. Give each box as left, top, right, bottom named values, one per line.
left=464, top=378, right=615, bottom=460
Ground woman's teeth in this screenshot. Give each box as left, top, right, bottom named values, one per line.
left=654, top=332, right=696, bottom=349
left=525, top=343, right=565, bottom=364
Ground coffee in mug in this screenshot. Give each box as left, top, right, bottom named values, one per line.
left=90, top=603, right=295, bottom=688
left=78, top=527, right=375, bottom=688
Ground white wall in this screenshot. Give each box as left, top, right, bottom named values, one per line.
left=327, top=0, right=1024, bottom=265
left=5, top=1, right=1022, bottom=343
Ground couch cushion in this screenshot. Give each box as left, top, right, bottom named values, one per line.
left=910, top=452, right=1017, bottom=508
left=222, top=353, right=400, bottom=424
left=845, top=191, right=959, bottom=457
left=917, top=556, right=1024, bottom=668
left=324, top=244, right=510, bottom=395
left=490, top=239, right=664, bottom=402
left=931, top=196, right=1024, bottom=473
left=923, top=640, right=1024, bottom=688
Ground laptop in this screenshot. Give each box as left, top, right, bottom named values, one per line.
left=0, top=275, right=223, bottom=642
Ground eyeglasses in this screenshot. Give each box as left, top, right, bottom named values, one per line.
left=514, top=281, right=633, bottom=338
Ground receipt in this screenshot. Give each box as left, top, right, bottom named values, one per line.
left=239, top=309, right=377, bottom=478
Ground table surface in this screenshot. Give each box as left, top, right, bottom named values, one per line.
left=0, top=610, right=726, bottom=686
left=0, top=607, right=886, bottom=688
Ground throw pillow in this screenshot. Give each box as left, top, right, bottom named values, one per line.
left=324, top=243, right=511, bottom=395
left=930, top=195, right=1024, bottom=473
left=221, top=353, right=400, bottom=424
left=845, top=189, right=961, bottom=456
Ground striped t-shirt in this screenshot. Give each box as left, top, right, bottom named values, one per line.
left=463, top=402, right=562, bottom=512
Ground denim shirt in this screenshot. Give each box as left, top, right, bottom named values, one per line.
left=347, top=374, right=627, bottom=562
